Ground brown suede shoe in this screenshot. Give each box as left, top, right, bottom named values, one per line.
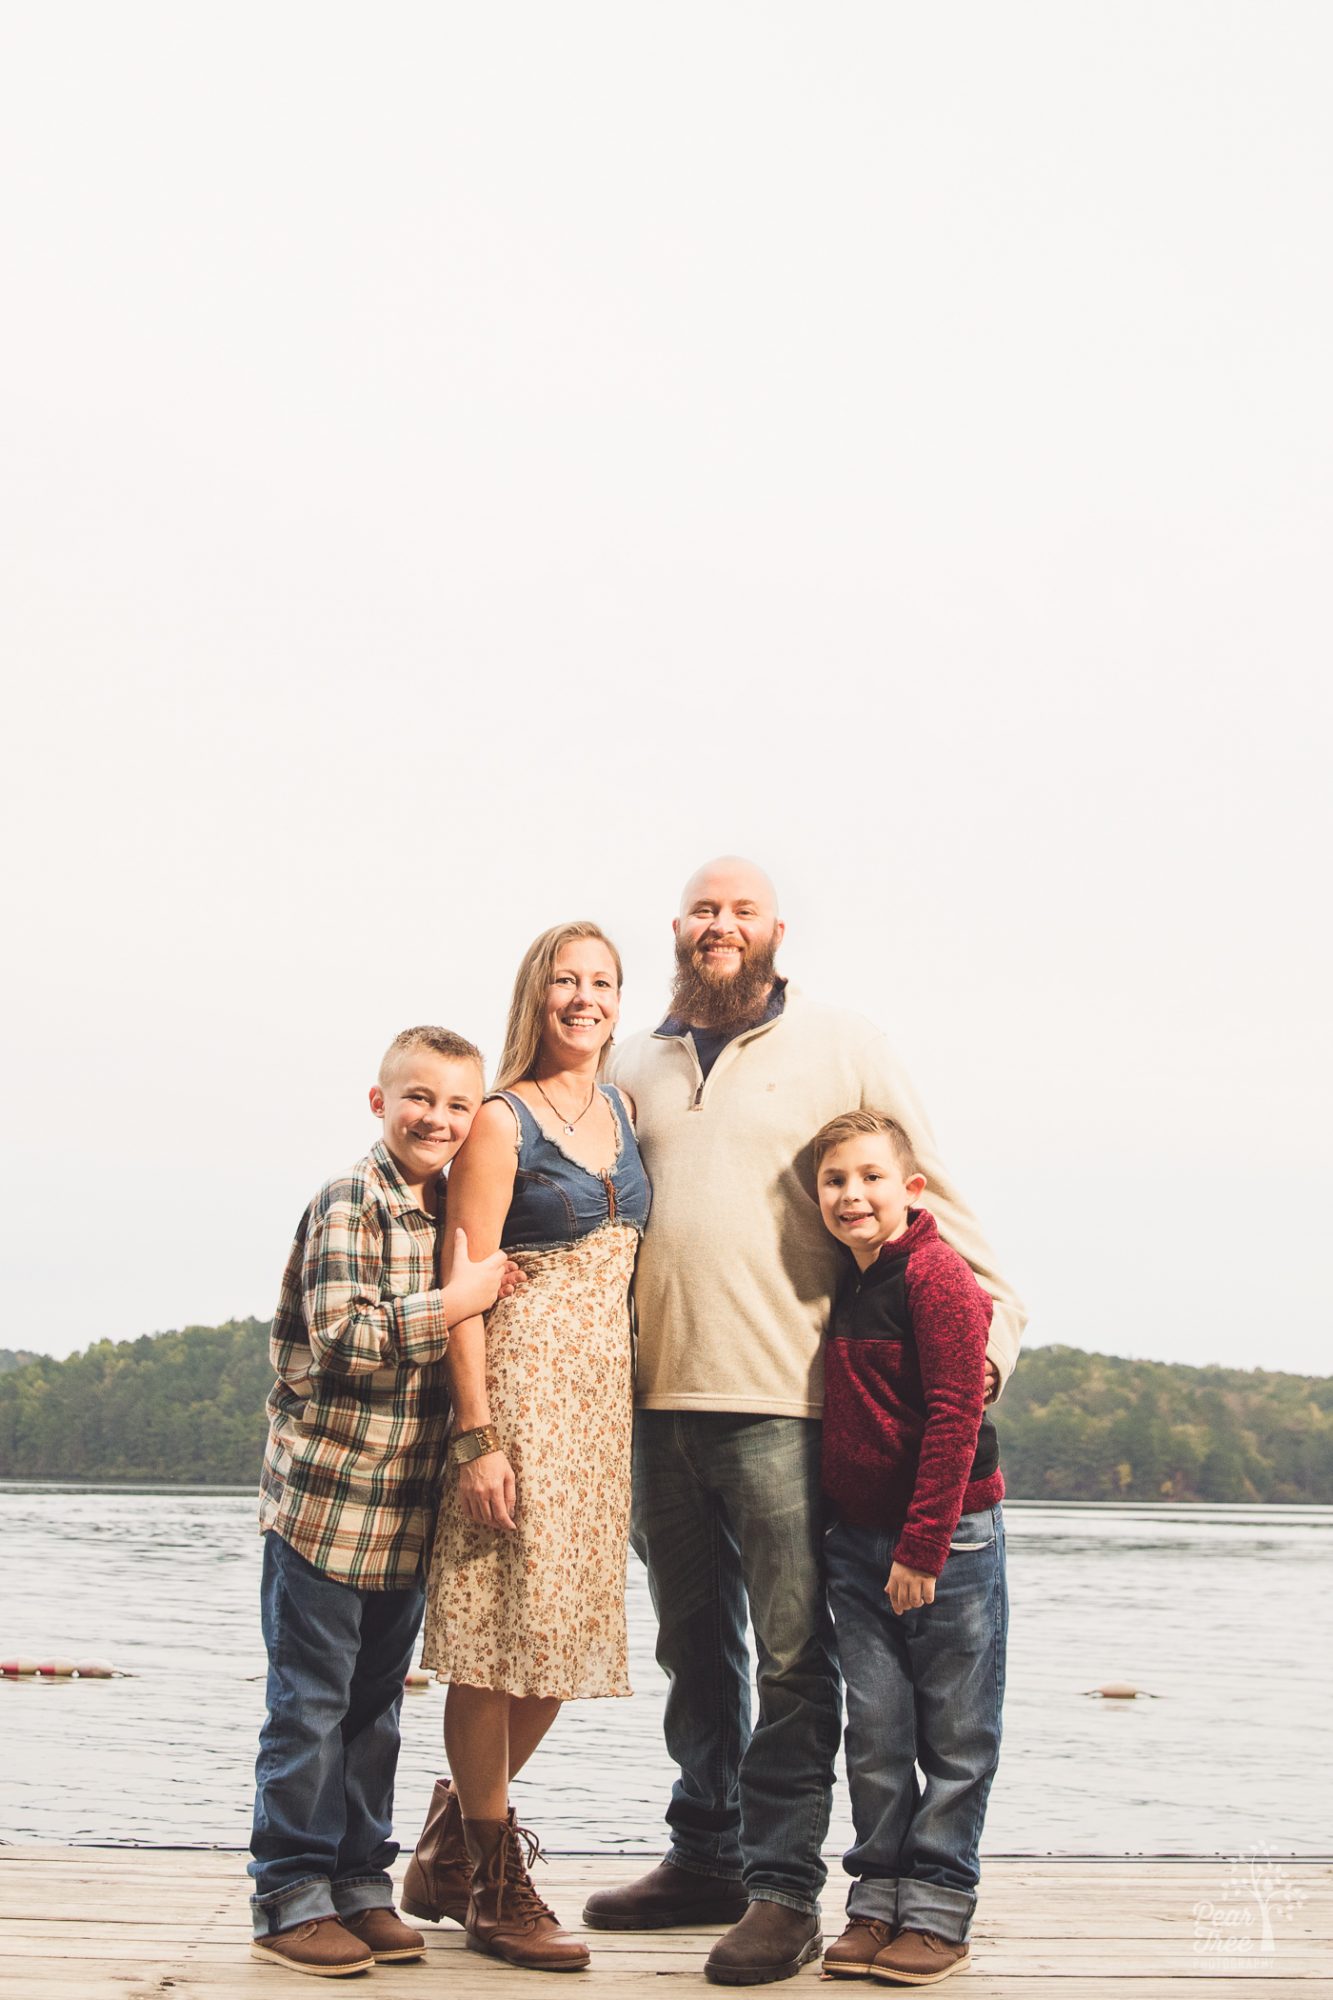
left=868, top=1928, right=971, bottom=1985
left=402, top=1777, right=471, bottom=1925
left=250, top=1916, right=375, bottom=1977
left=582, top=1859, right=749, bottom=1931
left=464, top=1810, right=591, bottom=1971
left=824, top=1915, right=897, bottom=1977
left=341, top=1906, right=426, bottom=1962
left=704, top=1899, right=822, bottom=1985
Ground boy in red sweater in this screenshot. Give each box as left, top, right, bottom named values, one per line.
left=813, top=1110, right=1007, bottom=1987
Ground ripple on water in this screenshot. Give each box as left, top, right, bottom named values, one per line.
left=1, top=1491, right=1329, bottom=1853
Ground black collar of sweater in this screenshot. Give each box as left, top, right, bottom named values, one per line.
left=851, top=1206, right=937, bottom=1285
left=654, top=975, right=789, bottom=1040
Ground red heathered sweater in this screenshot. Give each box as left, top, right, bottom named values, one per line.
left=821, top=1208, right=1004, bottom=1576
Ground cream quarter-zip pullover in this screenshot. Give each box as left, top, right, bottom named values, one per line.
left=609, top=987, right=1025, bottom=1419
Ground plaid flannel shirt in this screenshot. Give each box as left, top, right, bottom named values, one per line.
left=258, top=1140, right=454, bottom=1587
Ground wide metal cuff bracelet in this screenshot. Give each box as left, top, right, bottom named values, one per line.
left=449, top=1424, right=502, bottom=1465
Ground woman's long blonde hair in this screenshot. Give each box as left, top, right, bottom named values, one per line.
left=493, top=921, right=625, bottom=1091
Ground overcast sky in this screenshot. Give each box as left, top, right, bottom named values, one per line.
left=2, top=3, right=1328, bottom=1374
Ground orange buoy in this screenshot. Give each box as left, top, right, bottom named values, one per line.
left=1081, top=1682, right=1161, bottom=1699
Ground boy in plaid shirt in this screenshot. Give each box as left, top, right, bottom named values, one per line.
left=249, top=1026, right=523, bottom=1978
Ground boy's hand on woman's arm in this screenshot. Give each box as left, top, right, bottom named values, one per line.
left=441, top=1229, right=524, bottom=1325
left=886, top=1561, right=937, bottom=1615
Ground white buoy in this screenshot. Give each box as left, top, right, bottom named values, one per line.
left=1, top=1658, right=41, bottom=1677
left=403, top=1668, right=432, bottom=1692
left=74, top=1660, right=117, bottom=1679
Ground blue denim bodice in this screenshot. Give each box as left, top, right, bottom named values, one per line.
left=491, top=1086, right=651, bottom=1252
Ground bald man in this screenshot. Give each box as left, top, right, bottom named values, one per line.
left=584, top=858, right=1025, bottom=1986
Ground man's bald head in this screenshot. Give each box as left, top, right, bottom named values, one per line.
left=677, top=856, right=780, bottom=924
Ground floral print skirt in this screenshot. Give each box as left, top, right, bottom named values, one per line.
left=421, top=1222, right=637, bottom=1700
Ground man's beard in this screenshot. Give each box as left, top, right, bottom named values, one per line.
left=669, top=931, right=781, bottom=1031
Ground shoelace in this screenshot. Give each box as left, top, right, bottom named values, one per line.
left=497, top=1820, right=557, bottom=1924
left=847, top=1917, right=895, bottom=1946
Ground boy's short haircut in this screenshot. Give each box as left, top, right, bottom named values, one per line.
left=812, top=1109, right=921, bottom=1179
left=378, top=1025, right=484, bottom=1087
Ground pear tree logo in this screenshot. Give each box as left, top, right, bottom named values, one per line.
left=1192, top=1846, right=1308, bottom=1957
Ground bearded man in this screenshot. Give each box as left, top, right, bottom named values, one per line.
left=585, top=857, right=1025, bottom=1986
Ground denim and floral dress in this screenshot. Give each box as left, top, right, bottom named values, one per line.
left=421, top=1086, right=650, bottom=1699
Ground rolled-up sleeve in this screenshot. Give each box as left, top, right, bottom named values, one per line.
left=303, top=1201, right=450, bottom=1376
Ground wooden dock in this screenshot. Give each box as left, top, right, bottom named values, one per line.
left=1, top=1848, right=1328, bottom=1998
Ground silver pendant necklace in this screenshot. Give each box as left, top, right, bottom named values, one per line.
left=532, top=1076, right=597, bottom=1135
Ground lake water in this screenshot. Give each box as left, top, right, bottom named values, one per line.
left=1, top=1487, right=1328, bottom=1858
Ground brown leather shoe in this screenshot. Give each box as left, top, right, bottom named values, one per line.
left=340, top=1906, right=426, bottom=1961
left=824, top=1915, right=897, bottom=1977
left=582, top=1859, right=749, bottom=1931
left=250, top=1915, right=375, bottom=1977
left=402, top=1777, right=471, bottom=1925
left=704, top=1899, right=822, bottom=1985
left=868, top=1928, right=971, bottom=1985
left=464, top=1810, right=590, bottom=1972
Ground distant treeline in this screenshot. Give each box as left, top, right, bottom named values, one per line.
left=0, top=1321, right=273, bottom=1482
left=998, top=1344, right=1333, bottom=1503
left=1, top=1323, right=1331, bottom=1501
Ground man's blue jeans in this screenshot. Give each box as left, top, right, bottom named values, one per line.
left=248, top=1531, right=425, bottom=1938
left=631, top=1412, right=841, bottom=1915
left=824, top=1504, right=1007, bottom=1943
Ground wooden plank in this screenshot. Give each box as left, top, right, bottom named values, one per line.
left=4, top=1972, right=1332, bottom=1999
left=1, top=1985, right=1326, bottom=2000
left=5, top=1925, right=1333, bottom=1963
left=12, top=1882, right=1316, bottom=1912
left=3, top=1938, right=1332, bottom=1999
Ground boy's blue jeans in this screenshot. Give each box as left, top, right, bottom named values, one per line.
left=824, top=1504, right=1007, bottom=1944
left=631, top=1412, right=842, bottom=1914
left=248, top=1531, right=425, bottom=1939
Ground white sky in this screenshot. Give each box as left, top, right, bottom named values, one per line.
left=2, top=4, right=1329, bottom=1373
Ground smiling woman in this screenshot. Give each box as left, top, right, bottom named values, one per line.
left=402, top=923, right=651, bottom=1974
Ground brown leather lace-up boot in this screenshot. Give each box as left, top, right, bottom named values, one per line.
left=463, top=1810, right=591, bottom=1972
left=868, top=1928, right=971, bottom=1985
left=402, top=1778, right=470, bottom=1926
left=249, top=1915, right=375, bottom=1977
left=339, top=1906, right=425, bottom=1962
left=824, top=1914, right=897, bottom=1977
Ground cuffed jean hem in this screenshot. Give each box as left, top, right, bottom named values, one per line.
left=331, top=1872, right=395, bottom=1918
left=747, top=1888, right=821, bottom=1918
left=665, top=1851, right=746, bottom=1885
left=668, top=1832, right=740, bottom=1880
left=897, top=1879, right=977, bottom=1944
left=847, top=1876, right=899, bottom=1926
left=250, top=1874, right=338, bottom=1938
